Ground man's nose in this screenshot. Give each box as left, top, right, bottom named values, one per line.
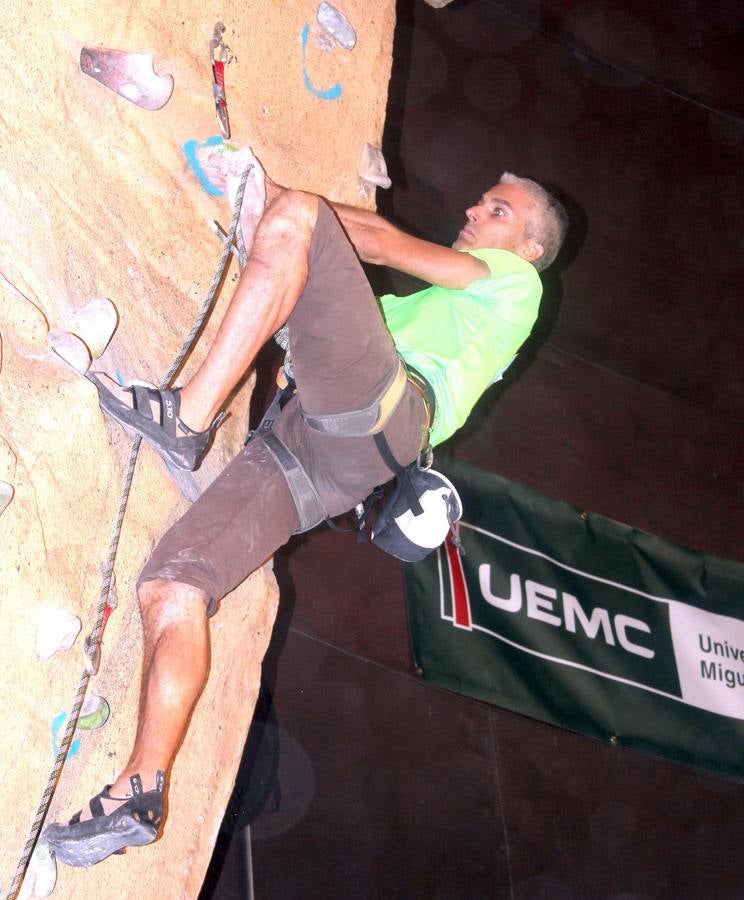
left=466, top=206, right=478, bottom=223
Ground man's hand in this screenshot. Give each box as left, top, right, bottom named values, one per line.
left=199, top=146, right=270, bottom=255
left=332, top=203, right=489, bottom=290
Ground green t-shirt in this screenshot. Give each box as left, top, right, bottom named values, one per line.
left=379, top=248, right=542, bottom=446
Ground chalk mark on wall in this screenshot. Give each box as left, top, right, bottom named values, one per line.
left=301, top=23, right=342, bottom=100
left=182, top=135, right=226, bottom=195
left=51, top=711, right=81, bottom=760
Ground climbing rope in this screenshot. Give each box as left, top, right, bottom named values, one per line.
left=6, top=164, right=253, bottom=900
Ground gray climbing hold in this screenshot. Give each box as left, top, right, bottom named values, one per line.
left=17, top=838, right=56, bottom=899
left=34, top=608, right=82, bottom=660
left=0, top=480, right=13, bottom=518
left=358, top=143, right=392, bottom=189
left=67, top=297, right=118, bottom=358
left=317, top=2, right=357, bottom=50
left=48, top=297, right=119, bottom=373
left=48, top=330, right=91, bottom=374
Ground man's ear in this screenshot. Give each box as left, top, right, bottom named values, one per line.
left=520, top=240, right=544, bottom=264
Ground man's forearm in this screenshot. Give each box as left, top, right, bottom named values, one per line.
left=330, top=202, right=396, bottom=264
left=331, top=201, right=488, bottom=289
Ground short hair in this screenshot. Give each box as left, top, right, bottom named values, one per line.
left=499, top=172, right=568, bottom=272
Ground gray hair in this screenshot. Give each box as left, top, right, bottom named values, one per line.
left=499, top=172, right=568, bottom=272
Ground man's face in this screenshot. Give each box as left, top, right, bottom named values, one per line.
left=452, top=182, right=535, bottom=255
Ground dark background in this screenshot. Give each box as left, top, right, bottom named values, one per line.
left=203, top=1, right=744, bottom=896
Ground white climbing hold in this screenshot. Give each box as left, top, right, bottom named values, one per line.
left=17, top=838, right=56, bottom=899
left=48, top=330, right=91, bottom=374
left=317, top=2, right=357, bottom=50
left=0, top=480, right=13, bottom=518
left=34, top=608, right=82, bottom=660
left=358, top=143, right=392, bottom=189
left=67, top=297, right=118, bottom=359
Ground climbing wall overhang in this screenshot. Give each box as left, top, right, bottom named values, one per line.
left=0, top=1, right=395, bottom=895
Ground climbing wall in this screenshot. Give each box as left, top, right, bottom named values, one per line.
left=0, top=1, right=395, bottom=896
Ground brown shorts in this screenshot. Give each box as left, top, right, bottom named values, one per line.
left=138, top=200, right=427, bottom=613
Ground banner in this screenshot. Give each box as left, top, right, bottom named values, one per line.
left=406, top=457, right=744, bottom=779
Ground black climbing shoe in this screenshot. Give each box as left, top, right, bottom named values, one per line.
left=44, top=771, right=165, bottom=867
left=87, top=372, right=222, bottom=471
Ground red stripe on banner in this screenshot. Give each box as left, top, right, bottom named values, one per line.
left=445, top=526, right=472, bottom=629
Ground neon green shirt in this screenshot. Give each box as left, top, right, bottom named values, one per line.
left=379, top=248, right=542, bottom=446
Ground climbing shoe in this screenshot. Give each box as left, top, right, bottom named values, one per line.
left=87, top=372, right=222, bottom=471
left=44, top=771, right=165, bottom=867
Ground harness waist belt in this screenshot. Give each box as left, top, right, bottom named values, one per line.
left=301, top=357, right=408, bottom=437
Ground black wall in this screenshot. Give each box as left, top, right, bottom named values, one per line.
left=205, top=3, right=744, bottom=897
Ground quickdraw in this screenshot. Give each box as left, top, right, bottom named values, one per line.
left=210, top=22, right=231, bottom=139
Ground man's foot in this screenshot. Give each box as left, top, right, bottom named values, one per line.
left=199, top=145, right=266, bottom=256
left=44, top=771, right=166, bottom=867
left=87, top=372, right=221, bottom=471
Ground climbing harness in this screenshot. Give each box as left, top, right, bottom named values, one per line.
left=244, top=375, right=327, bottom=533
left=300, top=357, right=409, bottom=437
left=6, top=165, right=254, bottom=900
left=244, top=343, right=459, bottom=559
left=245, top=355, right=428, bottom=536
left=262, top=432, right=328, bottom=532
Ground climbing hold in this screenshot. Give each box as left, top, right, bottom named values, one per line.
left=67, top=297, right=118, bottom=359
left=317, top=2, right=357, bottom=50
left=17, top=838, right=56, bottom=899
left=80, top=47, right=174, bottom=111
left=35, top=608, right=82, bottom=660
left=78, top=693, right=111, bottom=731
left=48, top=330, right=91, bottom=374
left=48, top=298, right=118, bottom=372
left=358, top=143, right=392, bottom=189
left=0, top=480, right=13, bottom=519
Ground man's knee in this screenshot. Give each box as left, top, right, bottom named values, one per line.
left=262, top=189, right=319, bottom=237
left=137, top=578, right=209, bottom=628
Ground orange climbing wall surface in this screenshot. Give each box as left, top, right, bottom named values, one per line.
left=0, top=1, right=395, bottom=896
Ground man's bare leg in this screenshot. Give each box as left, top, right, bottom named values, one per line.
left=71, top=580, right=210, bottom=815
left=99, top=190, right=320, bottom=795
left=48, top=185, right=323, bottom=853
left=89, top=184, right=318, bottom=448
left=178, top=187, right=318, bottom=431
left=81, top=187, right=321, bottom=785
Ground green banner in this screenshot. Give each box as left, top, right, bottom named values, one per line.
left=406, top=457, right=744, bottom=779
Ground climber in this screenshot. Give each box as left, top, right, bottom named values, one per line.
left=44, top=146, right=568, bottom=866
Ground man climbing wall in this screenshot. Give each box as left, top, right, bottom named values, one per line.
left=44, top=145, right=568, bottom=865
